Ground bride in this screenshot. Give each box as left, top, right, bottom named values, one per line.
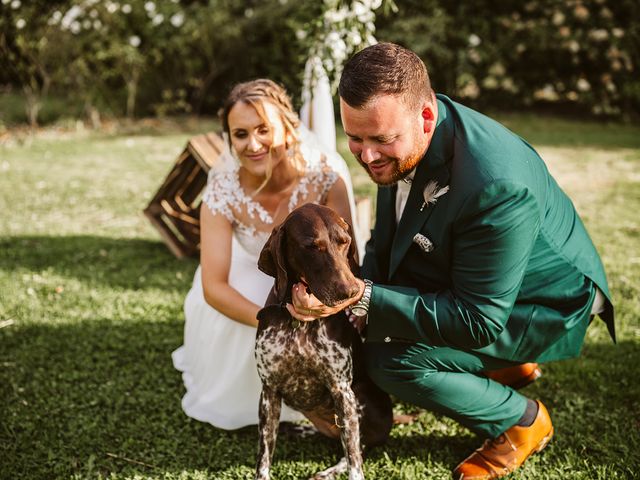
left=171, top=79, right=358, bottom=429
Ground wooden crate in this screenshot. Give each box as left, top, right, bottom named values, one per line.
left=144, top=132, right=225, bottom=258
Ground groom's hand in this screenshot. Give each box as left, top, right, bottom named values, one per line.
left=286, top=279, right=365, bottom=322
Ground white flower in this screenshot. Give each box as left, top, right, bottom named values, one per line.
left=468, top=34, right=481, bottom=47
left=82, top=19, right=92, bottom=30
left=106, top=2, right=119, bottom=14
left=89, top=8, right=98, bottom=18
left=577, top=78, right=591, bottom=92
left=122, top=4, right=132, bottom=14
left=170, top=12, right=184, bottom=27
left=534, top=85, right=559, bottom=101
left=1, top=0, right=11, bottom=5
left=152, top=13, right=164, bottom=26
left=589, top=29, right=609, bottom=42
left=331, top=38, right=348, bottom=62
left=70, top=21, right=81, bottom=34
left=353, top=1, right=368, bottom=18
left=16, top=18, right=26, bottom=29
left=93, top=19, right=102, bottom=30
left=568, top=40, right=580, bottom=53
left=325, top=7, right=347, bottom=23
left=144, top=1, right=155, bottom=13
left=347, top=30, right=362, bottom=46
left=129, top=35, right=141, bottom=47
left=10, top=0, right=20, bottom=9
left=61, top=6, right=82, bottom=30
left=552, top=11, right=565, bottom=26
left=421, top=181, right=449, bottom=211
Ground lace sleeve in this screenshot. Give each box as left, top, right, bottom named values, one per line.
left=201, top=171, right=235, bottom=222
left=314, top=154, right=340, bottom=205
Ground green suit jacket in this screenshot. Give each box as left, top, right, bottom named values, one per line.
left=362, top=95, right=615, bottom=363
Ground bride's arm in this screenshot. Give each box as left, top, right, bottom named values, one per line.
left=199, top=203, right=261, bottom=327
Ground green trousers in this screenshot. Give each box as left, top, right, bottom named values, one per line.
left=363, top=342, right=529, bottom=438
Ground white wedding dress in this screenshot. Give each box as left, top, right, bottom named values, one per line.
left=172, top=134, right=358, bottom=429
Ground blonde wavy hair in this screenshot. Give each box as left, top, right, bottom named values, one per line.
left=220, top=79, right=305, bottom=193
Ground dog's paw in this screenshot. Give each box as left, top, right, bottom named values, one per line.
left=309, top=457, right=350, bottom=480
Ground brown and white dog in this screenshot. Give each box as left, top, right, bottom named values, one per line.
left=254, top=203, right=392, bottom=480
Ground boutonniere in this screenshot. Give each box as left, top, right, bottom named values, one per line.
left=413, top=233, right=434, bottom=253
left=420, top=181, right=449, bottom=212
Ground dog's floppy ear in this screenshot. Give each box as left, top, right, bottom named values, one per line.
left=257, top=225, right=289, bottom=302
left=345, top=221, right=360, bottom=275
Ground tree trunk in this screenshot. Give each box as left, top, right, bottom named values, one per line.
left=23, top=73, right=51, bottom=128
left=85, top=101, right=102, bottom=129
left=126, top=68, right=140, bottom=119
left=23, top=85, right=41, bottom=128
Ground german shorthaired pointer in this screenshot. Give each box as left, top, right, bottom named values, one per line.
left=254, top=203, right=392, bottom=480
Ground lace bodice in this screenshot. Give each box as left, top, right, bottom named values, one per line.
left=202, top=154, right=339, bottom=256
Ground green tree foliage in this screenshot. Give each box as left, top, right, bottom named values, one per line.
left=1, top=0, right=637, bottom=126
left=377, top=0, right=639, bottom=116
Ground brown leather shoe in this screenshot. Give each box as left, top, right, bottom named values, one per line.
left=485, top=363, right=542, bottom=389
left=452, top=400, right=554, bottom=479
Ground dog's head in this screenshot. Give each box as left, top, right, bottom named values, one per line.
left=258, top=204, right=360, bottom=305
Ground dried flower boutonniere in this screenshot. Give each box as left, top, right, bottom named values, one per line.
left=420, top=181, right=450, bottom=211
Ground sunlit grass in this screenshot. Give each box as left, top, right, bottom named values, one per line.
left=1, top=115, right=638, bottom=479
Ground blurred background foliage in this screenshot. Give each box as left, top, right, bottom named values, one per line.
left=1, top=0, right=638, bottom=128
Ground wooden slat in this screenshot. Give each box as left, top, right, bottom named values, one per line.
left=144, top=131, right=224, bottom=258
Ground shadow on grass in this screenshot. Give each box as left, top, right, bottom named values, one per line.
left=0, top=317, right=468, bottom=479
left=0, top=234, right=198, bottom=290
left=1, top=308, right=638, bottom=479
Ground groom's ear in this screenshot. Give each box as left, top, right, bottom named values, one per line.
left=421, top=101, right=436, bottom=134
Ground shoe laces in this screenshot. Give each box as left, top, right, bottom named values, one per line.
left=486, top=432, right=517, bottom=452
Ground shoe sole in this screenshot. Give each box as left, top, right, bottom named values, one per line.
left=534, top=426, right=554, bottom=454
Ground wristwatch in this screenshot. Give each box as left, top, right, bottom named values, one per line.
left=351, top=279, right=373, bottom=317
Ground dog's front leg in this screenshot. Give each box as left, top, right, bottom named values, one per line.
left=255, top=385, right=281, bottom=480
left=331, top=383, right=364, bottom=480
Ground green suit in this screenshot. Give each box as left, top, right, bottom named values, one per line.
left=361, top=95, right=615, bottom=437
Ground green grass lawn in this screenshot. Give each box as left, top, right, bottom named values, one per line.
left=1, top=114, right=639, bottom=479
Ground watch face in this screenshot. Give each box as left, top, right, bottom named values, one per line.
left=351, top=306, right=367, bottom=317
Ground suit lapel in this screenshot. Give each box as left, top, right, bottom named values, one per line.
left=372, top=185, right=397, bottom=280
left=388, top=97, right=455, bottom=280
left=389, top=163, right=450, bottom=279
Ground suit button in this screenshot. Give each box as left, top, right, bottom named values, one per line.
left=384, top=336, right=391, bottom=343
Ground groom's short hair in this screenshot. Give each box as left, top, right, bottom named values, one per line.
left=339, top=42, right=432, bottom=110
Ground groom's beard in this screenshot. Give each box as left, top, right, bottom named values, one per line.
left=359, top=144, right=426, bottom=186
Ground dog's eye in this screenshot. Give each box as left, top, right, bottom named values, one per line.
left=336, top=236, right=349, bottom=246
left=305, top=239, right=328, bottom=251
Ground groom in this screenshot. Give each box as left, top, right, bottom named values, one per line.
left=289, top=42, right=615, bottom=479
